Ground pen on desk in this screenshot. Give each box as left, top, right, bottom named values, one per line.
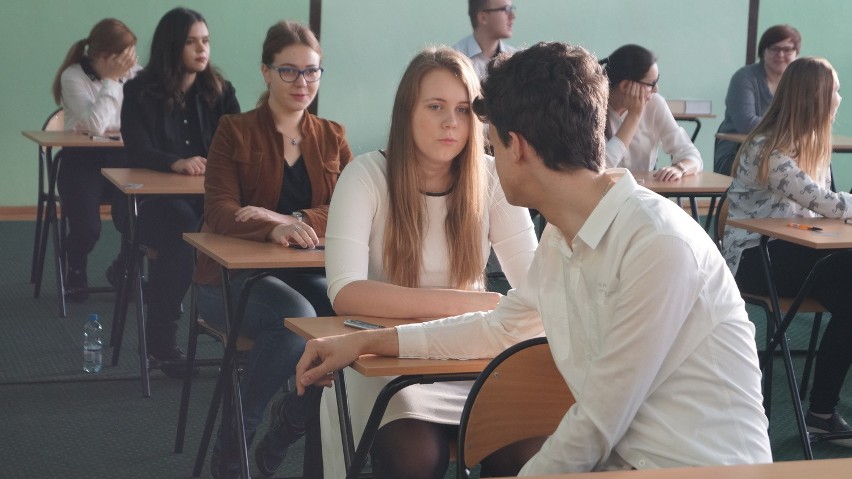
left=787, top=223, right=823, bottom=231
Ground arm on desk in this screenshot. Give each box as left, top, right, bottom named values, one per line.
left=296, top=327, right=400, bottom=395
left=332, top=280, right=500, bottom=319
left=120, top=78, right=182, bottom=171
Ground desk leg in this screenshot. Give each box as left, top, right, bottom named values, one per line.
left=757, top=236, right=813, bottom=459
left=704, top=197, right=718, bottom=232
left=334, top=370, right=355, bottom=473
left=34, top=147, right=57, bottom=301
left=688, top=197, right=699, bottom=222
left=31, top=145, right=48, bottom=284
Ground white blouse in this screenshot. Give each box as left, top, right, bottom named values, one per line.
left=60, top=62, right=139, bottom=134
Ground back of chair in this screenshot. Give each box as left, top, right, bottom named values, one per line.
left=457, top=337, right=575, bottom=474
left=43, top=108, right=64, bottom=132
left=714, top=189, right=730, bottom=251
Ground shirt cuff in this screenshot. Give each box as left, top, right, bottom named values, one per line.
left=395, top=323, right=428, bottom=358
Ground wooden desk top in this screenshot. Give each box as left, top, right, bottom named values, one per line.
left=285, top=316, right=491, bottom=377
left=507, top=457, right=852, bottom=479
left=183, top=232, right=325, bottom=269
left=631, top=171, right=731, bottom=194
left=727, top=217, right=852, bottom=249
left=22, top=130, right=124, bottom=147
left=672, top=113, right=716, bottom=120
left=102, top=167, right=204, bottom=195
left=715, top=132, right=852, bottom=153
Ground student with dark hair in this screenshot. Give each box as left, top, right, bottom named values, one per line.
left=296, top=42, right=771, bottom=475
left=52, top=18, right=138, bottom=301
left=600, top=44, right=702, bottom=180
left=715, top=25, right=802, bottom=174
left=453, top=0, right=517, bottom=79
left=120, top=7, right=239, bottom=377
left=723, top=57, right=852, bottom=443
left=195, top=20, right=351, bottom=478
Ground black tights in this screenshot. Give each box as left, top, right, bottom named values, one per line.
left=370, top=418, right=546, bottom=479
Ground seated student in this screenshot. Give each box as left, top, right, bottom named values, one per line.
left=52, top=18, right=139, bottom=301
left=714, top=25, right=801, bottom=175
left=319, top=47, right=538, bottom=478
left=722, top=57, right=852, bottom=443
left=194, top=21, right=352, bottom=477
left=601, top=44, right=702, bottom=181
left=452, top=0, right=518, bottom=80
left=120, top=7, right=240, bottom=376
left=297, top=42, right=772, bottom=475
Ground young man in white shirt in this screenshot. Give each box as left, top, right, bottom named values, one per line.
left=452, top=0, right=517, bottom=79
left=296, top=42, right=772, bottom=475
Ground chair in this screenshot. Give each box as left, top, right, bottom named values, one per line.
left=31, top=108, right=64, bottom=290
left=714, top=191, right=824, bottom=418
left=456, top=337, right=575, bottom=478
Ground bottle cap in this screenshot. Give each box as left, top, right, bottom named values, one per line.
left=89, top=313, right=99, bottom=321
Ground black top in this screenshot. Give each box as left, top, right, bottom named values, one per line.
left=277, top=155, right=312, bottom=214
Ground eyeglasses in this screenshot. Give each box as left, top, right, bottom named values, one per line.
left=266, top=64, right=324, bottom=83
left=482, top=4, right=516, bottom=15
left=636, top=76, right=660, bottom=89
left=767, top=45, right=797, bottom=56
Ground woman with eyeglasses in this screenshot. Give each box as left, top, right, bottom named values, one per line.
left=601, top=44, right=702, bottom=181
left=722, top=57, right=852, bottom=443
left=120, top=7, right=240, bottom=378
left=194, top=20, right=351, bottom=478
left=319, top=47, right=537, bottom=479
left=715, top=25, right=801, bottom=175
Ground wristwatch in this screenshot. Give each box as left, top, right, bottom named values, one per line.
left=292, top=210, right=304, bottom=222
left=674, top=162, right=688, bottom=173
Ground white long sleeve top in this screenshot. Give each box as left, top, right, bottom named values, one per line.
left=605, top=93, right=703, bottom=173
left=397, top=169, right=772, bottom=474
left=60, top=61, right=139, bottom=134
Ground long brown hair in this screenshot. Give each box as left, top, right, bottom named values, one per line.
left=383, top=47, right=486, bottom=290
left=733, top=57, right=836, bottom=185
left=257, top=21, right=321, bottom=108
left=52, top=18, right=136, bottom=104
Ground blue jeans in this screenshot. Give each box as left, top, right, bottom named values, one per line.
left=197, top=269, right=334, bottom=441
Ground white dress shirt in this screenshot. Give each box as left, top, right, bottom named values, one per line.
left=606, top=94, right=702, bottom=173
left=398, top=169, right=772, bottom=474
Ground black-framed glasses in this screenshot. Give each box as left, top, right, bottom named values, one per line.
left=636, top=76, right=660, bottom=89
left=482, top=4, right=516, bottom=14
left=266, top=64, right=324, bottom=83
left=767, top=45, right=797, bottom=56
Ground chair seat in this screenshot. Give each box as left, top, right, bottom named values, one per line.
left=197, top=319, right=254, bottom=352
left=742, top=294, right=827, bottom=314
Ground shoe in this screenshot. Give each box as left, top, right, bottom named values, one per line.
left=806, top=410, right=852, bottom=447
left=66, top=268, right=89, bottom=302
left=255, top=393, right=305, bottom=476
left=148, top=344, right=199, bottom=379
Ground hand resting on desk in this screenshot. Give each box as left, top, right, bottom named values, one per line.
left=295, top=327, right=400, bottom=395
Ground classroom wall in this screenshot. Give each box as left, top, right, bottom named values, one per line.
left=2, top=1, right=850, bottom=206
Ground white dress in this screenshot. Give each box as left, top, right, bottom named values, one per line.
left=320, top=150, right=538, bottom=477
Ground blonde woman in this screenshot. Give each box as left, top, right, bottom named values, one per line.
left=723, top=57, right=852, bottom=442
left=321, top=47, right=538, bottom=478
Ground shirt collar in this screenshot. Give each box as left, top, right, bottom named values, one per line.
left=575, top=168, right=636, bottom=249
left=80, top=57, right=100, bottom=82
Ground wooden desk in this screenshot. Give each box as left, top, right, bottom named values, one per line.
left=508, top=457, right=852, bottom=479
left=101, top=168, right=204, bottom=399
left=632, top=171, right=732, bottom=225
left=21, top=130, right=125, bottom=316
left=181, top=232, right=325, bottom=478
left=286, top=316, right=490, bottom=479
left=715, top=132, right=852, bottom=153
left=672, top=112, right=716, bottom=142
left=727, top=216, right=852, bottom=458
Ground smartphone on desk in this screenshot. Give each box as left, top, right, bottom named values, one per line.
left=343, top=319, right=384, bottom=330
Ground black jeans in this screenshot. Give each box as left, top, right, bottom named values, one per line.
left=736, top=241, right=852, bottom=413
left=56, top=147, right=127, bottom=271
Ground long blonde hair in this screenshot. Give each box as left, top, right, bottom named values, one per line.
left=383, top=47, right=486, bottom=290
left=733, top=57, right=836, bottom=184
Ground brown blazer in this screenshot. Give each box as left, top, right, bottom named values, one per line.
left=194, top=103, right=352, bottom=285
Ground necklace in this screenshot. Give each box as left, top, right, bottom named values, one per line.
left=282, top=132, right=299, bottom=146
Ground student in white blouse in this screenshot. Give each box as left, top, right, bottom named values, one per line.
left=600, top=44, right=703, bottom=180
left=297, top=42, right=772, bottom=476
left=51, top=18, right=139, bottom=300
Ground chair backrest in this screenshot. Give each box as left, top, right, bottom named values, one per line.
left=714, top=189, right=730, bottom=251
left=457, top=337, right=575, bottom=473
left=43, top=108, right=64, bottom=132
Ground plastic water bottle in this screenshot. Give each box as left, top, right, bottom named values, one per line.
left=83, top=313, right=103, bottom=373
